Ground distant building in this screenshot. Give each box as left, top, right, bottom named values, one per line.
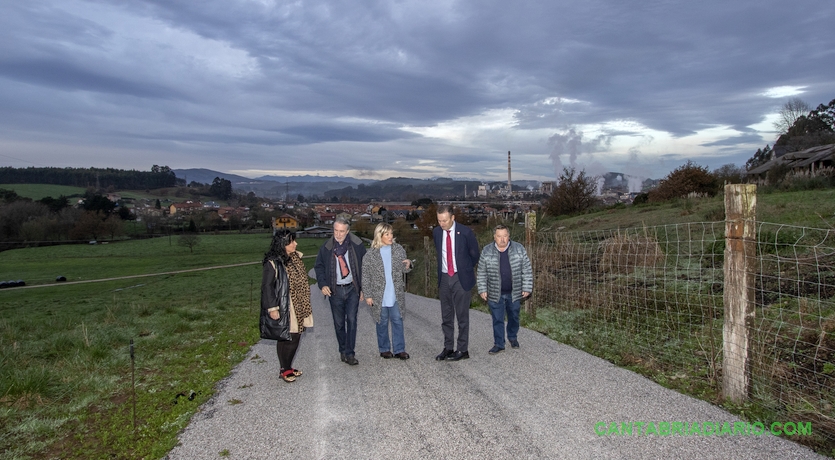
left=272, top=214, right=299, bottom=229
left=169, top=201, right=203, bottom=215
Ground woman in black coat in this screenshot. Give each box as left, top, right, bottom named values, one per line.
left=261, top=230, right=313, bottom=383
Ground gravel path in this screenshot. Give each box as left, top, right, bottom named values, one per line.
left=165, top=277, right=824, bottom=460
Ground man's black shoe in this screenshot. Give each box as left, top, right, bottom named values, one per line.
left=345, top=355, right=359, bottom=365
left=340, top=353, right=348, bottom=363
left=446, top=350, right=469, bottom=361
left=488, top=346, right=504, bottom=355
left=380, top=351, right=394, bottom=359
left=510, top=340, right=520, bottom=349
left=435, top=348, right=454, bottom=361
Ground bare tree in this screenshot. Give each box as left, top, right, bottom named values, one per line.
left=711, top=163, right=745, bottom=185
left=545, top=167, right=598, bottom=216
left=773, top=97, right=811, bottom=135
left=178, top=233, right=201, bottom=253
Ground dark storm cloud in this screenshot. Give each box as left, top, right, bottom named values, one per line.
left=0, top=59, right=181, bottom=99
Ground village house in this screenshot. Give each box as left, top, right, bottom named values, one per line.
left=746, top=143, right=835, bottom=184
left=217, top=206, right=249, bottom=222
left=272, top=214, right=299, bottom=229
left=169, top=201, right=204, bottom=215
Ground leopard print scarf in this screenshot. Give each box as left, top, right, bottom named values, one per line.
left=286, top=252, right=312, bottom=330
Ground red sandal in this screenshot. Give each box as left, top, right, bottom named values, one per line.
left=280, top=369, right=296, bottom=383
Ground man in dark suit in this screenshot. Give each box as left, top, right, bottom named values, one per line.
left=433, top=205, right=480, bottom=361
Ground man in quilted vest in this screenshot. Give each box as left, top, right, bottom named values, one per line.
left=477, top=224, right=533, bottom=354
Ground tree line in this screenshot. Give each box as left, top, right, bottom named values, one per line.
left=0, top=165, right=178, bottom=189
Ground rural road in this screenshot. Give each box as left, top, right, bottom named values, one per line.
left=165, top=272, right=824, bottom=460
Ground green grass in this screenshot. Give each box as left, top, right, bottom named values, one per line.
left=538, top=189, right=835, bottom=231
left=0, top=184, right=87, bottom=200
left=0, top=235, right=323, bottom=459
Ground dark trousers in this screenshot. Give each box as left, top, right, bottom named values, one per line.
left=276, top=333, right=301, bottom=371
left=439, top=273, right=470, bottom=352
left=328, top=283, right=359, bottom=356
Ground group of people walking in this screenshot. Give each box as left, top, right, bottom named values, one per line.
left=259, top=205, right=533, bottom=383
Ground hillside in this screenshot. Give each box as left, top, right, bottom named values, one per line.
left=537, top=188, right=835, bottom=232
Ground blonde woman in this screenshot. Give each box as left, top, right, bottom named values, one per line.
left=362, top=223, right=412, bottom=359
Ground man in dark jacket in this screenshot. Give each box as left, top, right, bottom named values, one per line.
left=433, top=205, right=480, bottom=361
left=315, top=217, right=366, bottom=365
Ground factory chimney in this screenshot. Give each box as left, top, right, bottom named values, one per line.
left=507, top=151, right=512, bottom=193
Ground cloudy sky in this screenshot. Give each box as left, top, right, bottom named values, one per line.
left=1, top=1, right=833, bottom=183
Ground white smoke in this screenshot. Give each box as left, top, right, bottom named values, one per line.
left=624, top=148, right=646, bottom=193
left=548, top=128, right=612, bottom=183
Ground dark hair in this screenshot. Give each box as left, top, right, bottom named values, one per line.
left=436, top=204, right=454, bottom=215
left=263, top=229, right=296, bottom=265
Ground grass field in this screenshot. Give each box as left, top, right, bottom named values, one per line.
left=0, top=183, right=231, bottom=207
left=0, top=184, right=87, bottom=200
left=0, top=234, right=323, bottom=459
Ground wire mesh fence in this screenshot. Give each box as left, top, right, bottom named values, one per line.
left=531, top=223, right=726, bottom=394
left=750, top=222, right=835, bottom=450
left=529, top=221, right=835, bottom=453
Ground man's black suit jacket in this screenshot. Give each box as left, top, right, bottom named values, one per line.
left=433, top=222, right=480, bottom=291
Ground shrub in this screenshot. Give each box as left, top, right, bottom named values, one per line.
left=648, top=161, right=717, bottom=203
left=632, top=193, right=649, bottom=205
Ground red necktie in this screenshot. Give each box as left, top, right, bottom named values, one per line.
left=446, top=230, right=455, bottom=277
left=337, top=254, right=349, bottom=277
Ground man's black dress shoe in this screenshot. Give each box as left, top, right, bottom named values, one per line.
left=435, top=348, right=454, bottom=361
left=446, top=350, right=469, bottom=361
left=380, top=351, right=394, bottom=359
left=340, top=353, right=348, bottom=363
left=345, top=355, right=359, bottom=365
left=395, top=352, right=410, bottom=360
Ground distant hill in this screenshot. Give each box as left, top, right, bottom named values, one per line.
left=321, top=177, right=544, bottom=201
left=255, top=174, right=375, bottom=186
left=172, top=169, right=546, bottom=201
left=173, top=169, right=379, bottom=200
left=173, top=168, right=258, bottom=185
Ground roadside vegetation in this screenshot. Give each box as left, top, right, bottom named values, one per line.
left=0, top=234, right=323, bottom=459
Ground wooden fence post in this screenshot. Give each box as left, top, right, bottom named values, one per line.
left=424, top=236, right=431, bottom=298
left=723, top=184, right=756, bottom=403
left=525, top=211, right=537, bottom=319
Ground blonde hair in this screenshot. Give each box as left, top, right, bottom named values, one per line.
left=371, top=222, right=395, bottom=249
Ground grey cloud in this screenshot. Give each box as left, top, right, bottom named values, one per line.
left=1, top=0, right=834, bottom=179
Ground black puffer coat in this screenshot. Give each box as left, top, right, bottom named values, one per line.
left=260, top=259, right=291, bottom=341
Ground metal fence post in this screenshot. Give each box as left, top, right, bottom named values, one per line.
left=722, top=184, right=756, bottom=403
